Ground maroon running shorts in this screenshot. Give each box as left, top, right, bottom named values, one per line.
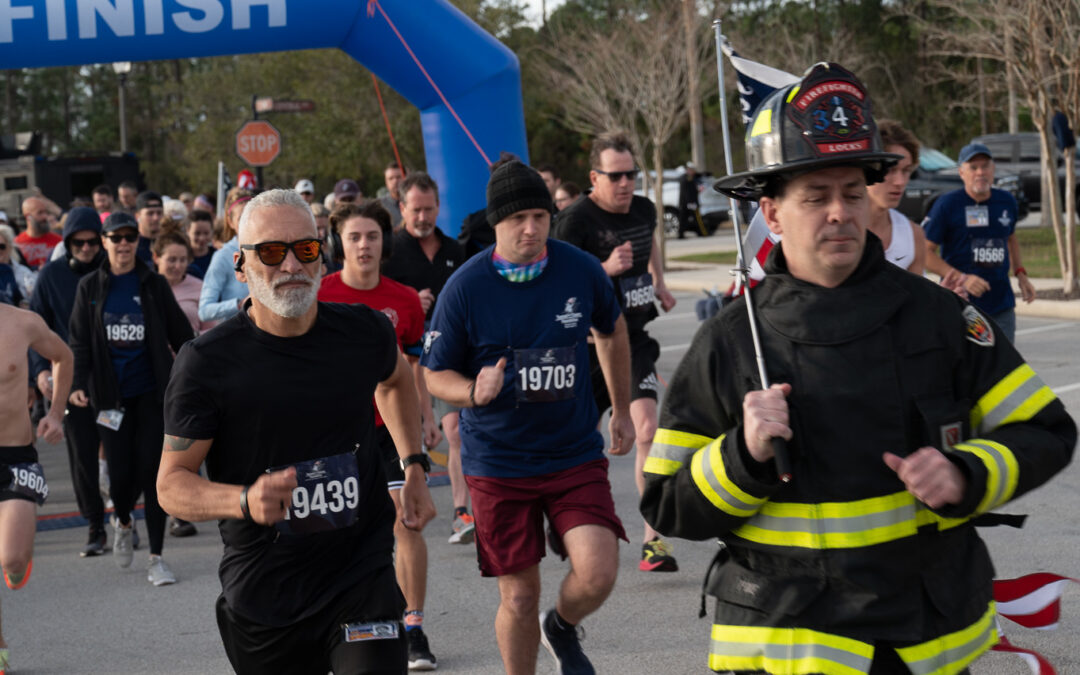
left=465, top=458, right=627, bottom=577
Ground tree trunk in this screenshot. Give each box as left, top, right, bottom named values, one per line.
left=1006, top=32, right=1019, bottom=134
left=1036, top=124, right=1067, bottom=281
left=653, top=141, right=666, bottom=271
left=682, top=0, right=706, bottom=170
left=1065, top=145, right=1077, bottom=293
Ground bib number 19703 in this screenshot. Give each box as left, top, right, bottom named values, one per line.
left=514, top=346, right=577, bottom=403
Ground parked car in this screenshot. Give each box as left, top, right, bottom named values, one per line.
left=973, top=132, right=1080, bottom=211
left=634, top=168, right=730, bottom=238
left=897, top=146, right=1029, bottom=223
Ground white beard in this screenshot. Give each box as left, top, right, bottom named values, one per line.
left=247, top=269, right=321, bottom=318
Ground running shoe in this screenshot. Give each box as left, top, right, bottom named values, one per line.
left=540, top=609, right=594, bottom=675
left=406, top=627, right=437, bottom=671
left=169, top=517, right=197, bottom=537
left=447, top=512, right=475, bottom=544
left=110, top=513, right=140, bottom=550
left=113, top=519, right=133, bottom=568
left=147, top=556, right=176, bottom=586
left=80, top=525, right=107, bottom=558
left=639, top=538, right=678, bottom=572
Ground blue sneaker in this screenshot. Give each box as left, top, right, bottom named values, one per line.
left=540, top=609, right=594, bottom=675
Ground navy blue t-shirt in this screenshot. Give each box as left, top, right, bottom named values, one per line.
left=187, top=251, right=213, bottom=280
left=422, top=239, right=621, bottom=478
left=104, top=271, right=155, bottom=397
left=922, top=188, right=1017, bottom=315
left=0, top=264, right=21, bottom=306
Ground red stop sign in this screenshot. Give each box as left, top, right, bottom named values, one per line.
left=235, top=120, right=281, bottom=167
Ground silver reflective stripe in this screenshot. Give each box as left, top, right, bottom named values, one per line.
left=977, top=372, right=1046, bottom=434
left=902, top=620, right=995, bottom=675
left=698, top=441, right=767, bottom=514
left=958, top=439, right=1011, bottom=509
left=747, top=503, right=917, bottom=536
left=650, top=442, right=696, bottom=464
left=710, top=638, right=873, bottom=672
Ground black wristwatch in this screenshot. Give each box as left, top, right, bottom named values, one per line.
left=399, top=453, right=431, bottom=473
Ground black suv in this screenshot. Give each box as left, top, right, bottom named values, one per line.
left=897, top=146, right=1029, bottom=223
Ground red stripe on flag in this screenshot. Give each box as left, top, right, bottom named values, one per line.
left=1002, top=602, right=1061, bottom=630
left=992, top=635, right=1056, bottom=675
left=994, top=574, right=1077, bottom=603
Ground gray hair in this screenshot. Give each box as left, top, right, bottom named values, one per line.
left=0, top=224, right=14, bottom=245
left=237, top=189, right=316, bottom=243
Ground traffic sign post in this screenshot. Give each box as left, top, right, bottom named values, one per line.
left=235, top=120, right=281, bottom=167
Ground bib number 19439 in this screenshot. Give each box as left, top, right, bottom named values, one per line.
left=273, top=452, right=361, bottom=536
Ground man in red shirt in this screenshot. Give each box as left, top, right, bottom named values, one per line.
left=317, top=200, right=442, bottom=672
left=16, top=197, right=61, bottom=270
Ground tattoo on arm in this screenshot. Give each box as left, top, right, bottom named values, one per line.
left=164, top=435, right=196, bottom=452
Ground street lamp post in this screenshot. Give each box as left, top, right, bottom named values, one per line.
left=112, top=61, right=132, bottom=153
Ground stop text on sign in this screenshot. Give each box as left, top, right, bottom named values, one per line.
left=235, top=120, right=281, bottom=167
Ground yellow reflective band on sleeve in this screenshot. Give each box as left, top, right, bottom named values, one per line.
left=708, top=624, right=873, bottom=675
left=645, top=428, right=713, bottom=476
left=970, top=364, right=1056, bottom=435
left=750, top=109, right=773, bottom=138
left=690, top=438, right=766, bottom=518
left=895, top=602, right=998, bottom=675
left=915, top=506, right=969, bottom=532
left=732, top=492, right=923, bottom=549
left=952, top=440, right=1019, bottom=514
left=643, top=456, right=681, bottom=476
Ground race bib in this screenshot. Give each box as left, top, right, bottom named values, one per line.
left=620, top=273, right=655, bottom=312
left=96, top=408, right=124, bottom=431
left=104, top=312, right=146, bottom=349
left=514, top=346, right=577, bottom=403
left=965, top=205, right=990, bottom=228
left=7, top=462, right=48, bottom=505
left=273, top=452, right=361, bottom=536
left=971, top=237, right=1006, bottom=268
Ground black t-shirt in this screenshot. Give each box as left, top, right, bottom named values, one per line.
left=553, top=194, right=658, bottom=334
left=382, top=227, right=465, bottom=320
left=163, top=302, right=398, bottom=626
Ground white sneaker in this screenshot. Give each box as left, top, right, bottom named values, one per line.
left=147, top=556, right=176, bottom=586
left=113, top=519, right=133, bottom=569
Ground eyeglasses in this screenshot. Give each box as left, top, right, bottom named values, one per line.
left=70, top=237, right=101, bottom=249
left=104, top=232, right=139, bottom=243
left=594, top=168, right=639, bottom=183
left=240, top=239, right=322, bottom=265
left=0, top=243, right=6, bottom=251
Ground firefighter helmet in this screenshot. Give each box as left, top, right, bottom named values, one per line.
left=714, top=62, right=899, bottom=200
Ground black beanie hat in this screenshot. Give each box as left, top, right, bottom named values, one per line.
left=486, top=160, right=554, bottom=227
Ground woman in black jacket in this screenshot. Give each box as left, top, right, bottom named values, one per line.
left=68, top=212, right=194, bottom=586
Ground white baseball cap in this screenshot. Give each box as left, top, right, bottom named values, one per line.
left=294, top=179, right=315, bottom=195
left=0, top=210, right=7, bottom=223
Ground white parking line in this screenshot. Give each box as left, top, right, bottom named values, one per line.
left=1053, top=382, right=1080, bottom=395
left=1017, top=322, right=1076, bottom=337
left=654, top=312, right=698, bottom=323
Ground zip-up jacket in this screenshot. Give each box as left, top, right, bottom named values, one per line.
left=641, top=235, right=1075, bottom=675
left=69, top=258, right=194, bottom=410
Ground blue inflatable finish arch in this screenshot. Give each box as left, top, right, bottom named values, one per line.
left=0, top=0, right=528, bottom=235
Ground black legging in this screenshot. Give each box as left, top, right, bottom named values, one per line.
left=97, top=391, right=166, bottom=556
left=63, top=403, right=105, bottom=530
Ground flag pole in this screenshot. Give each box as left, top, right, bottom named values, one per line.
left=712, top=20, right=792, bottom=482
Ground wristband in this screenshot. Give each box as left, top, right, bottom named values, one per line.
left=239, top=485, right=254, bottom=522
left=469, top=380, right=478, bottom=407
left=1015, top=266, right=1027, bottom=277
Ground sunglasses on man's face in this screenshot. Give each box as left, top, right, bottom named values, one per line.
left=240, top=239, right=322, bottom=266
left=594, top=168, right=639, bottom=183
left=70, top=237, right=101, bottom=249
left=105, top=232, right=139, bottom=244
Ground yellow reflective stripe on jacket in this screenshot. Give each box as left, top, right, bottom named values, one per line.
left=952, top=439, right=1019, bottom=513
left=971, top=364, right=1056, bottom=435
left=731, top=493, right=973, bottom=549
left=690, top=438, right=766, bottom=518
left=895, top=602, right=998, bottom=675
left=644, top=428, right=712, bottom=477
left=708, top=624, right=873, bottom=675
